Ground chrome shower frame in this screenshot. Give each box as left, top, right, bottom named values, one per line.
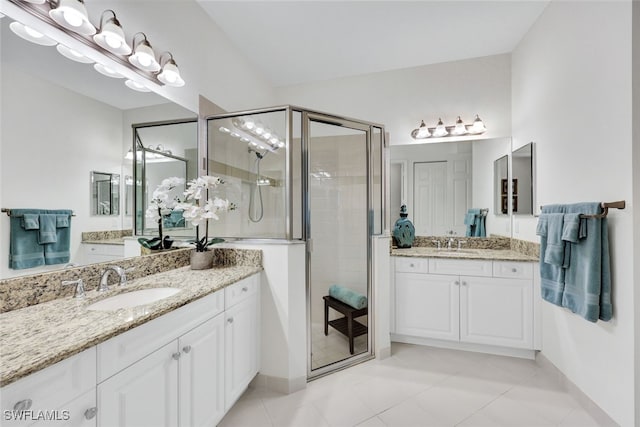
left=205, top=105, right=387, bottom=380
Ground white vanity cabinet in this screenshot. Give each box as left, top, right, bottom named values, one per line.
left=0, top=348, right=97, bottom=427
left=96, top=273, right=259, bottom=427
left=224, top=277, right=260, bottom=411
left=82, top=243, right=124, bottom=264
left=392, top=257, right=538, bottom=355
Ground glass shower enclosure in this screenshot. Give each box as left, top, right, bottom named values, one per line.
left=207, top=106, right=385, bottom=378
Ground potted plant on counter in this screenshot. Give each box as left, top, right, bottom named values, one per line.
left=175, top=175, right=235, bottom=269
left=139, top=177, right=185, bottom=252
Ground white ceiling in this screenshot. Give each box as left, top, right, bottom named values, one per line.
left=198, top=0, right=549, bottom=87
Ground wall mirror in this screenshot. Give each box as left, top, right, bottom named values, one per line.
left=511, top=142, right=535, bottom=215
left=91, top=171, right=120, bottom=216
left=390, top=137, right=512, bottom=239
left=0, top=13, right=196, bottom=279
left=133, top=120, right=198, bottom=236
left=493, top=154, right=509, bottom=215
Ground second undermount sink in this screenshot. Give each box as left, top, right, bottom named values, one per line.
left=87, top=288, right=181, bottom=311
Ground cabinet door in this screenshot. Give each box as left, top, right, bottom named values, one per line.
left=179, top=315, right=225, bottom=427
left=224, top=296, right=257, bottom=411
left=31, top=389, right=96, bottom=427
left=460, top=276, right=533, bottom=349
left=97, top=342, right=178, bottom=427
left=395, top=273, right=460, bottom=341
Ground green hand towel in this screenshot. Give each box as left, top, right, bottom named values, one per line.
left=9, top=209, right=45, bottom=270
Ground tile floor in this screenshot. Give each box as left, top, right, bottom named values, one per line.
left=219, top=343, right=616, bottom=427
left=311, top=322, right=368, bottom=370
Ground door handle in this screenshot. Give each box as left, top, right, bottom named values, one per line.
left=172, top=352, right=181, bottom=360
left=182, top=345, right=192, bottom=353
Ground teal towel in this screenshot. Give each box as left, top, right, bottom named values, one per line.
left=543, top=213, right=566, bottom=267
left=22, top=214, right=40, bottom=230
left=464, top=209, right=486, bottom=237
left=44, top=210, right=73, bottom=265
left=328, top=285, right=367, bottom=309
left=539, top=203, right=612, bottom=322
left=538, top=206, right=566, bottom=306
left=9, top=209, right=45, bottom=270
left=38, top=214, right=58, bottom=244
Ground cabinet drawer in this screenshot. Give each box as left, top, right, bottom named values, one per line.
left=395, top=257, right=429, bottom=274
left=1, top=348, right=96, bottom=427
left=493, top=261, right=534, bottom=279
left=225, top=275, right=259, bottom=309
left=428, top=259, right=492, bottom=277
left=97, top=289, right=224, bottom=382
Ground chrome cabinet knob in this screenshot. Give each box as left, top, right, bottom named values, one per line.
left=13, top=399, right=32, bottom=411
left=410, top=263, right=415, bottom=268
left=462, top=281, right=468, bottom=286
left=512, top=268, right=518, bottom=273
left=172, top=352, right=181, bottom=360
left=242, top=287, right=248, bottom=292
left=227, top=317, right=234, bottom=324
left=84, top=407, right=98, bottom=420
left=182, top=345, right=192, bottom=353
left=454, top=280, right=460, bottom=286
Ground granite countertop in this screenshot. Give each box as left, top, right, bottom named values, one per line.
left=0, top=265, right=262, bottom=387
left=391, top=247, right=538, bottom=262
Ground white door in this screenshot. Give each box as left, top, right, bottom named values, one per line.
left=98, top=342, right=179, bottom=427
left=414, top=162, right=448, bottom=235
left=460, top=276, right=533, bottom=349
left=395, top=273, right=460, bottom=341
left=179, top=315, right=225, bottom=427
left=224, top=298, right=257, bottom=411
left=449, top=158, right=472, bottom=235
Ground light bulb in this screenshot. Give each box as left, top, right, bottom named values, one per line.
left=433, top=118, right=449, bottom=137
left=137, top=54, right=152, bottom=67
left=269, top=137, right=279, bottom=145
left=63, top=9, right=84, bottom=27
left=230, top=132, right=240, bottom=138
left=414, top=120, right=430, bottom=139
left=245, top=120, right=255, bottom=130
left=255, top=124, right=264, bottom=135
left=263, top=129, right=272, bottom=139
left=219, top=126, right=230, bottom=133
left=94, top=63, right=123, bottom=79
left=470, top=115, right=487, bottom=134
left=105, top=34, right=121, bottom=49
left=125, top=79, right=151, bottom=92
left=24, top=26, right=44, bottom=39
left=452, top=116, right=467, bottom=136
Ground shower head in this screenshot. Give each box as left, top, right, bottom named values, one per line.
left=248, top=146, right=265, bottom=159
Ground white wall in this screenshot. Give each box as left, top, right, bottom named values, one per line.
left=0, top=66, right=124, bottom=278
left=276, top=54, right=511, bottom=146
left=511, top=1, right=634, bottom=425
left=633, top=3, right=640, bottom=424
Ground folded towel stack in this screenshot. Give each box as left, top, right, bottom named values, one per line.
left=328, top=285, right=368, bottom=309
left=537, top=203, right=612, bottom=322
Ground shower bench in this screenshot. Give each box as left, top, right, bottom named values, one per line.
left=323, top=295, right=368, bottom=354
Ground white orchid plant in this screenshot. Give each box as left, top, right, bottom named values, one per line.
left=174, top=175, right=236, bottom=252
left=139, top=176, right=186, bottom=250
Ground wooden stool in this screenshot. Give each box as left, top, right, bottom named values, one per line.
left=323, top=295, right=368, bottom=354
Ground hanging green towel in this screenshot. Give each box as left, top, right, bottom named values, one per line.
left=329, top=285, right=368, bottom=309
left=44, top=210, right=73, bottom=265
left=22, top=214, right=40, bottom=230
left=9, top=209, right=45, bottom=270
left=38, top=214, right=58, bottom=244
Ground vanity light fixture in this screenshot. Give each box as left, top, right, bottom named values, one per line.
left=93, top=10, right=131, bottom=56
left=48, top=0, right=96, bottom=36
left=125, top=79, right=151, bottom=92
left=157, top=52, right=185, bottom=87
left=20, top=0, right=46, bottom=4
left=94, top=63, right=124, bottom=78
left=9, top=21, right=57, bottom=46
left=56, top=43, right=93, bottom=63
left=129, top=32, right=160, bottom=72
left=227, top=118, right=283, bottom=150
left=411, top=114, right=488, bottom=140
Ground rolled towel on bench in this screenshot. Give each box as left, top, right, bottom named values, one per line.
left=329, top=285, right=368, bottom=309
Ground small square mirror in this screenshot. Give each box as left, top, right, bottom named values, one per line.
left=91, top=171, right=120, bottom=216
left=493, top=155, right=509, bottom=215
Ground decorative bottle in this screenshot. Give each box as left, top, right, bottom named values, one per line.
left=392, top=204, right=415, bottom=248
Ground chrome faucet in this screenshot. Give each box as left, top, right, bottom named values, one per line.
left=98, top=266, right=134, bottom=292
left=447, top=238, right=455, bottom=250
left=62, top=279, right=85, bottom=298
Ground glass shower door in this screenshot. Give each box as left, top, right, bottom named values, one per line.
left=305, top=114, right=372, bottom=376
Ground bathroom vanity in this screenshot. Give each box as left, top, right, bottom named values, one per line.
left=0, top=265, right=261, bottom=427
left=390, top=247, right=540, bottom=358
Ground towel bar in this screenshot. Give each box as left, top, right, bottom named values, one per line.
left=1, top=208, right=76, bottom=217
left=539, top=201, right=625, bottom=219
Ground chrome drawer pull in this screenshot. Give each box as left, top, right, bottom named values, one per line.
left=84, top=407, right=98, bottom=420
left=13, top=399, right=32, bottom=411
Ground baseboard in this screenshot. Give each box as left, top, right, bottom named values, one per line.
left=535, top=353, right=619, bottom=426
left=391, top=334, right=536, bottom=360
left=376, top=345, right=391, bottom=360
left=253, top=373, right=307, bottom=395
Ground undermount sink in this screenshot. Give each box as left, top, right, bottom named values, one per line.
left=87, top=288, right=181, bottom=311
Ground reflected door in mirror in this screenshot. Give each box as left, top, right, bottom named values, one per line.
left=91, top=171, right=120, bottom=215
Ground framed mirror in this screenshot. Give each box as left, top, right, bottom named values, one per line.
left=494, top=155, right=509, bottom=215
left=512, top=142, right=535, bottom=215
left=90, top=171, right=120, bottom=216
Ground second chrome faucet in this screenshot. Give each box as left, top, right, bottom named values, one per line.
left=97, top=266, right=135, bottom=292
